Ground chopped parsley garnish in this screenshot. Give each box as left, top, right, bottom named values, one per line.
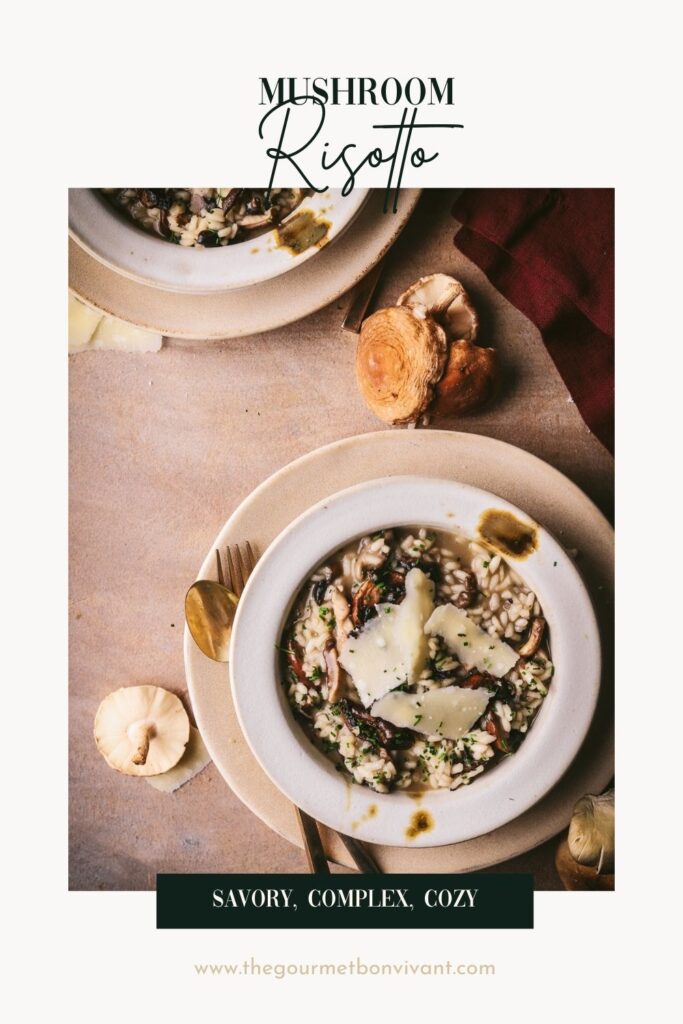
left=414, top=714, right=423, bottom=725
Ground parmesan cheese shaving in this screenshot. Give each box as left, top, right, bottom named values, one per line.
left=396, top=568, right=435, bottom=684
left=425, top=604, right=519, bottom=677
left=145, top=727, right=211, bottom=793
left=68, top=295, right=162, bottom=353
left=91, top=318, right=162, bottom=352
left=339, top=568, right=434, bottom=707
left=372, top=685, right=490, bottom=742
left=68, top=295, right=103, bottom=352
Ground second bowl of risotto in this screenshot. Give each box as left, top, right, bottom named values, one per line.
left=68, top=187, right=370, bottom=292
left=229, top=476, right=601, bottom=847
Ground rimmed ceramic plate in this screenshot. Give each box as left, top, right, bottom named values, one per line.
left=68, top=188, right=370, bottom=293
left=230, top=475, right=601, bottom=848
left=184, top=430, right=614, bottom=872
left=68, top=189, right=421, bottom=339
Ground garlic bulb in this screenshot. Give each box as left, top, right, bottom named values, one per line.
left=568, top=789, right=614, bottom=874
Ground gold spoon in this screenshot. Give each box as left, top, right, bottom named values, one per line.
left=185, top=579, right=238, bottom=663
left=185, top=544, right=381, bottom=874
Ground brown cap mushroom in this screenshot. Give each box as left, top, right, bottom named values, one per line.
left=94, top=685, right=190, bottom=777
left=356, top=274, right=498, bottom=425
left=356, top=305, right=448, bottom=424
left=433, top=340, right=499, bottom=417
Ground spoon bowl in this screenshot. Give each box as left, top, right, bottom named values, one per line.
left=185, top=580, right=239, bottom=663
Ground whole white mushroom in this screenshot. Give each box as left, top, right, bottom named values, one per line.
left=94, top=685, right=190, bottom=777
left=568, top=789, right=615, bottom=874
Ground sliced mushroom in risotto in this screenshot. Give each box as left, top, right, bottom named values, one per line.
left=280, top=526, right=553, bottom=794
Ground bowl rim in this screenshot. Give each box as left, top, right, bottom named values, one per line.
left=229, top=474, right=602, bottom=848
left=68, top=187, right=370, bottom=293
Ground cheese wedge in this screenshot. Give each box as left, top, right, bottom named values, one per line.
left=91, top=318, right=162, bottom=352
left=339, top=568, right=434, bottom=707
left=372, top=685, right=490, bottom=741
left=425, top=604, right=519, bottom=678
left=68, top=295, right=103, bottom=352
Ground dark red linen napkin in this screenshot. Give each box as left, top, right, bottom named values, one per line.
left=452, top=189, right=614, bottom=452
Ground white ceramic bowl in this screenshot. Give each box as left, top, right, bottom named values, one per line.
left=68, top=188, right=370, bottom=293
left=229, top=476, right=601, bottom=848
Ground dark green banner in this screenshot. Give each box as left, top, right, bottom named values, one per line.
left=156, top=873, right=533, bottom=929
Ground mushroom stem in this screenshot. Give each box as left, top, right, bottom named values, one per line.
left=94, top=686, right=189, bottom=777
left=131, top=723, right=152, bottom=766
left=555, top=839, right=614, bottom=891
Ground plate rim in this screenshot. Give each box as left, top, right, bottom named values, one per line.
left=68, top=188, right=422, bottom=339
left=184, top=429, right=614, bottom=871
left=229, top=473, right=602, bottom=847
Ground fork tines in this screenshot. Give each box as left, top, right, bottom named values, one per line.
left=216, top=541, right=257, bottom=597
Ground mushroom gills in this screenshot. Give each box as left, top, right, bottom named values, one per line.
left=397, top=273, right=479, bottom=342
left=93, top=685, right=190, bottom=777
left=355, top=274, right=498, bottom=425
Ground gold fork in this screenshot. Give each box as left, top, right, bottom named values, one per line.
left=215, top=541, right=257, bottom=597
left=216, top=540, right=380, bottom=875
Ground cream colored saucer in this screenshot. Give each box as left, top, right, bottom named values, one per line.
left=184, top=430, right=614, bottom=872
left=68, top=189, right=421, bottom=340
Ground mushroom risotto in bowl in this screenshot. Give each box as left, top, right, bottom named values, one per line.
left=229, top=476, right=601, bottom=847
left=68, top=187, right=370, bottom=292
